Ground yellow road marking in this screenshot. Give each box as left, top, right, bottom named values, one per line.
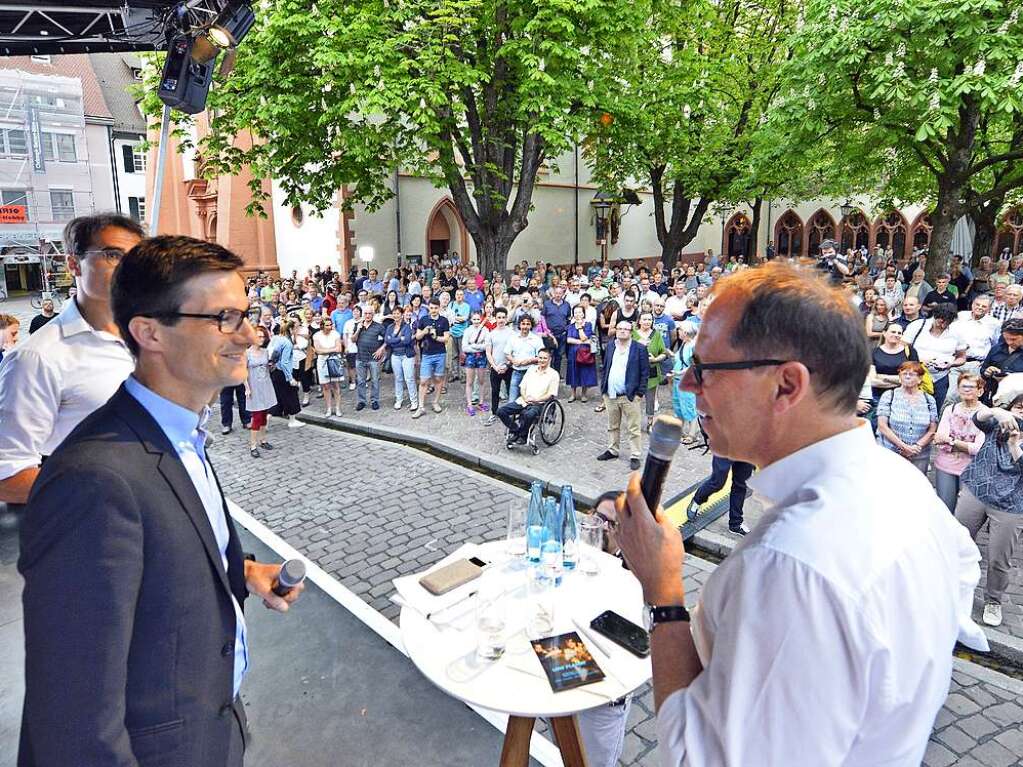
left=663, top=477, right=733, bottom=527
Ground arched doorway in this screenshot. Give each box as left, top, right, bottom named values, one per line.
left=425, top=197, right=469, bottom=264
left=774, top=210, right=803, bottom=259
left=994, top=208, right=1023, bottom=256
left=911, top=212, right=933, bottom=253
left=805, top=209, right=836, bottom=258
left=724, top=213, right=752, bottom=261
left=873, top=211, right=908, bottom=258
left=840, top=208, right=871, bottom=252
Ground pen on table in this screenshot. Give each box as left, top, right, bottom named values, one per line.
left=426, top=589, right=477, bottom=621
left=572, top=619, right=627, bottom=689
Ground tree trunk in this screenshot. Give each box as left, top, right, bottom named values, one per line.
left=470, top=232, right=515, bottom=282
left=926, top=200, right=958, bottom=283
left=970, top=194, right=1005, bottom=267
left=651, top=169, right=711, bottom=270
left=749, top=197, right=763, bottom=261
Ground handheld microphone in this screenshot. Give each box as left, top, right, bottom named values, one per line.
left=640, top=416, right=684, bottom=514
left=271, top=558, right=307, bottom=597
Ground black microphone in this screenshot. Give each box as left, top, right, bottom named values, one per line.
left=640, top=416, right=684, bottom=514
left=272, top=558, right=307, bottom=597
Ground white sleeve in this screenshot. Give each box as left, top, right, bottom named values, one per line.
left=0, top=348, right=62, bottom=479
left=656, top=548, right=874, bottom=767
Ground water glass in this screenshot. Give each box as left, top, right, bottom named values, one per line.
left=506, top=500, right=527, bottom=559
left=577, top=513, right=604, bottom=577
left=475, top=573, right=507, bottom=660
left=526, top=566, right=556, bottom=638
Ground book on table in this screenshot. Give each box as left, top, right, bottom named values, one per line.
left=530, top=631, right=606, bottom=692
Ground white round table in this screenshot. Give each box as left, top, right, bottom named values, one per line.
left=400, top=540, right=652, bottom=766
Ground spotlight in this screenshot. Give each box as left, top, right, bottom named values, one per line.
left=158, top=35, right=215, bottom=114
left=207, top=2, right=256, bottom=49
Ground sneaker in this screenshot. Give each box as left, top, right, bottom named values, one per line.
left=249, top=447, right=260, bottom=458
left=596, top=450, right=618, bottom=461
left=349, top=382, right=356, bottom=390
left=410, top=401, right=420, bottom=411
left=287, top=420, right=304, bottom=429
left=485, top=415, right=497, bottom=426
left=629, top=458, right=641, bottom=471
left=467, top=406, right=476, bottom=416
left=371, top=402, right=380, bottom=410
left=411, top=407, right=426, bottom=419
left=302, top=396, right=310, bottom=406
left=221, top=426, right=232, bottom=435
left=260, top=441, right=273, bottom=450
left=687, top=499, right=701, bottom=520
left=394, top=402, right=403, bottom=410
left=432, top=402, right=442, bottom=413
left=982, top=603, right=1003, bottom=627
left=356, top=403, right=366, bottom=412
left=477, top=402, right=490, bottom=412
left=728, top=523, right=750, bottom=536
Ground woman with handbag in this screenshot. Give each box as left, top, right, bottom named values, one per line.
left=461, top=311, right=491, bottom=416
left=267, top=320, right=304, bottom=429
left=315, top=316, right=345, bottom=417
left=565, top=304, right=597, bottom=402
left=246, top=326, right=279, bottom=458
left=633, top=311, right=668, bottom=431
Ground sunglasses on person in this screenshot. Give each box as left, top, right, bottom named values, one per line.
left=689, top=354, right=806, bottom=387
left=139, top=307, right=262, bottom=334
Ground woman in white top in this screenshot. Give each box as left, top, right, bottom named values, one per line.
left=246, top=326, right=278, bottom=458
left=461, top=311, right=491, bottom=416
left=907, top=302, right=967, bottom=411
left=342, top=305, right=362, bottom=392
left=315, top=316, right=345, bottom=417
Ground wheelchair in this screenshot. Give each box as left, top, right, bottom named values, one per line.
left=505, top=398, right=565, bottom=455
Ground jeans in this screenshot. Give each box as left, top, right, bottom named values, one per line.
left=356, top=359, right=381, bottom=405
left=577, top=697, right=632, bottom=767
left=693, top=456, right=755, bottom=528
left=392, top=354, right=418, bottom=407
left=932, top=375, right=950, bottom=412
left=934, top=469, right=961, bottom=513
left=490, top=366, right=512, bottom=411
left=509, top=368, right=528, bottom=402
left=550, top=334, right=568, bottom=374
left=220, top=384, right=250, bottom=428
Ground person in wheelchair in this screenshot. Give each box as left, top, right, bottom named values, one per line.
left=498, top=347, right=560, bottom=449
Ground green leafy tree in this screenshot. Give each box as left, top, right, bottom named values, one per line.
left=586, top=0, right=796, bottom=268
left=776, top=0, right=1023, bottom=278
left=179, top=0, right=647, bottom=276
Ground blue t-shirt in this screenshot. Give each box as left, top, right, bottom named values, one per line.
left=449, top=301, right=471, bottom=338
left=463, top=289, right=485, bottom=314
left=543, top=299, right=571, bottom=337
left=651, top=312, right=676, bottom=349
left=330, top=307, right=353, bottom=332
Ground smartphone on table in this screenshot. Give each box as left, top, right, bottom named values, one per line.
left=590, top=609, right=650, bottom=658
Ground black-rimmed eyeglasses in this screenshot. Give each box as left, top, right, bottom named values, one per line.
left=80, top=248, right=128, bottom=261
left=139, top=307, right=261, bottom=334
left=690, top=355, right=805, bottom=387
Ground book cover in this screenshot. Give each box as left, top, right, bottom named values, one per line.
left=531, top=631, right=606, bottom=692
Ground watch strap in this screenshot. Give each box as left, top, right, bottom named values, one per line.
left=650, top=604, right=690, bottom=626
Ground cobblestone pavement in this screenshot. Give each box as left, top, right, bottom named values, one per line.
left=209, top=415, right=1023, bottom=766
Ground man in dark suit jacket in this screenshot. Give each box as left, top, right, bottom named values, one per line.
left=19, top=236, right=303, bottom=767
left=597, top=317, right=650, bottom=470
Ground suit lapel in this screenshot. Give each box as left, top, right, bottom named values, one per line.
left=113, top=387, right=234, bottom=599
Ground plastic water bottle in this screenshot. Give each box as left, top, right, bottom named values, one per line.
left=560, top=485, right=578, bottom=571
left=526, top=481, right=545, bottom=564
left=541, top=498, right=564, bottom=586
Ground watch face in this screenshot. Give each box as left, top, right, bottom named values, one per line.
left=643, top=604, right=655, bottom=632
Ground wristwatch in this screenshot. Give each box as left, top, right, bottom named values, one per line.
left=644, top=603, right=690, bottom=633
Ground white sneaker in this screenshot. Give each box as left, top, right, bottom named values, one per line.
left=394, top=402, right=403, bottom=410
left=349, top=382, right=356, bottom=390
left=301, top=396, right=310, bottom=406
left=982, top=603, right=1003, bottom=627
left=288, top=419, right=304, bottom=429
left=411, top=407, right=425, bottom=419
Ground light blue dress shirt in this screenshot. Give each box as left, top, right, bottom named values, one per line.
left=124, top=376, right=249, bottom=697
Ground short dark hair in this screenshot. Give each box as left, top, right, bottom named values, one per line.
left=929, top=302, right=958, bottom=324
left=495, top=306, right=508, bottom=317
left=64, top=212, right=145, bottom=257
left=712, top=263, right=869, bottom=413
left=428, top=297, right=441, bottom=306
left=819, top=239, right=838, bottom=251
left=111, top=235, right=244, bottom=356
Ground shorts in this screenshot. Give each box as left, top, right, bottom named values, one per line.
left=345, top=352, right=357, bottom=368
left=420, top=353, right=447, bottom=379
left=463, top=352, right=488, bottom=369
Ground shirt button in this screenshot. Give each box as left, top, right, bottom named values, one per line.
left=221, top=641, right=234, bottom=657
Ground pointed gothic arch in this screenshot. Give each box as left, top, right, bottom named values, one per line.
left=872, top=210, right=909, bottom=258
left=911, top=212, right=933, bottom=253
left=424, top=197, right=469, bottom=264
left=724, top=212, right=753, bottom=261
left=840, top=208, right=871, bottom=252
left=773, top=210, right=803, bottom=259
left=805, top=209, right=837, bottom=258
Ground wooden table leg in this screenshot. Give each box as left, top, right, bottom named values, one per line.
left=550, top=715, right=589, bottom=767
left=500, top=715, right=536, bottom=767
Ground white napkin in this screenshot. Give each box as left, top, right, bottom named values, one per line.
left=391, top=542, right=485, bottom=619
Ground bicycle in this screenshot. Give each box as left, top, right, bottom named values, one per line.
left=30, top=289, right=63, bottom=310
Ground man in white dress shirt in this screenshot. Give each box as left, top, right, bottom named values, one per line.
left=0, top=214, right=144, bottom=504
left=609, top=263, right=988, bottom=767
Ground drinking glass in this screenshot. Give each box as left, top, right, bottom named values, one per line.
left=577, top=513, right=604, bottom=577
left=526, top=566, right=556, bottom=638
left=506, top=499, right=527, bottom=559
left=475, top=572, right=508, bottom=660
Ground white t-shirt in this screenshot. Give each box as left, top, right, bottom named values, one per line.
left=506, top=332, right=544, bottom=371
left=909, top=320, right=966, bottom=381
left=317, top=328, right=343, bottom=354
left=656, top=424, right=986, bottom=767
left=487, top=326, right=515, bottom=368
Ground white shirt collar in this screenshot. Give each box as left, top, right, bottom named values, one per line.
left=748, top=422, right=874, bottom=509
left=55, top=297, right=92, bottom=338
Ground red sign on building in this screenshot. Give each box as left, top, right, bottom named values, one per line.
left=0, top=205, right=28, bottom=224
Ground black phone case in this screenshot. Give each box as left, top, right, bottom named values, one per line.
left=589, top=610, right=650, bottom=658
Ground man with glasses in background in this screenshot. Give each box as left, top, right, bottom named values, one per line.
left=0, top=214, right=144, bottom=506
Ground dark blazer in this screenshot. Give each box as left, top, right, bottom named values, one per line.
left=600, top=339, right=650, bottom=401
left=18, top=385, right=249, bottom=767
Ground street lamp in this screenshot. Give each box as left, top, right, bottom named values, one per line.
left=358, top=245, right=375, bottom=263
left=590, top=191, right=614, bottom=262
left=719, top=209, right=730, bottom=260
left=839, top=200, right=855, bottom=220
left=839, top=200, right=855, bottom=251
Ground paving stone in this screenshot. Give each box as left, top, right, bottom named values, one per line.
left=986, top=701, right=1023, bottom=728
left=967, top=739, right=1017, bottom=767
left=922, top=740, right=957, bottom=767
left=993, top=727, right=1023, bottom=754
left=935, top=725, right=976, bottom=753
left=959, top=713, right=998, bottom=739
left=944, top=693, right=982, bottom=716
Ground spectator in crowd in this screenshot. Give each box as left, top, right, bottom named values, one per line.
left=219, top=380, right=251, bottom=436
left=876, top=361, right=938, bottom=473
left=687, top=453, right=754, bottom=535
left=980, top=318, right=1023, bottom=404
left=446, top=288, right=471, bottom=383
left=506, top=315, right=544, bottom=403
left=461, top=311, right=491, bottom=416
left=498, top=347, right=560, bottom=448
left=906, top=302, right=967, bottom=410
left=904, top=270, right=932, bottom=304
left=955, top=381, right=1023, bottom=627
left=952, top=295, right=999, bottom=376
left=565, top=304, right=598, bottom=403
left=856, top=286, right=877, bottom=317
left=597, top=319, right=650, bottom=471
left=932, top=373, right=985, bottom=512
left=28, top=299, right=57, bottom=334
left=342, top=305, right=362, bottom=390
left=386, top=305, right=418, bottom=411
left=633, top=311, right=668, bottom=432
left=1003, top=284, right=1023, bottom=321
left=353, top=308, right=387, bottom=411
left=894, top=295, right=923, bottom=332
left=990, top=258, right=1016, bottom=291
left=293, top=321, right=315, bottom=406
left=314, top=316, right=345, bottom=417
left=868, top=322, right=919, bottom=403
left=671, top=322, right=700, bottom=444
left=246, top=325, right=278, bottom=457
left=989, top=282, right=1011, bottom=322
left=267, top=320, right=304, bottom=430
left=413, top=297, right=451, bottom=418
left=542, top=284, right=572, bottom=373
left=877, top=274, right=904, bottom=317
left=864, top=296, right=891, bottom=344
left=922, top=274, right=958, bottom=315
left=0, top=313, right=18, bottom=363
left=0, top=213, right=143, bottom=506
left=485, top=307, right=515, bottom=425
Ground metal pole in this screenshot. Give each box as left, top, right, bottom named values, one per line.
left=573, top=143, right=579, bottom=266
left=394, top=167, right=402, bottom=263
left=149, top=103, right=172, bottom=234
